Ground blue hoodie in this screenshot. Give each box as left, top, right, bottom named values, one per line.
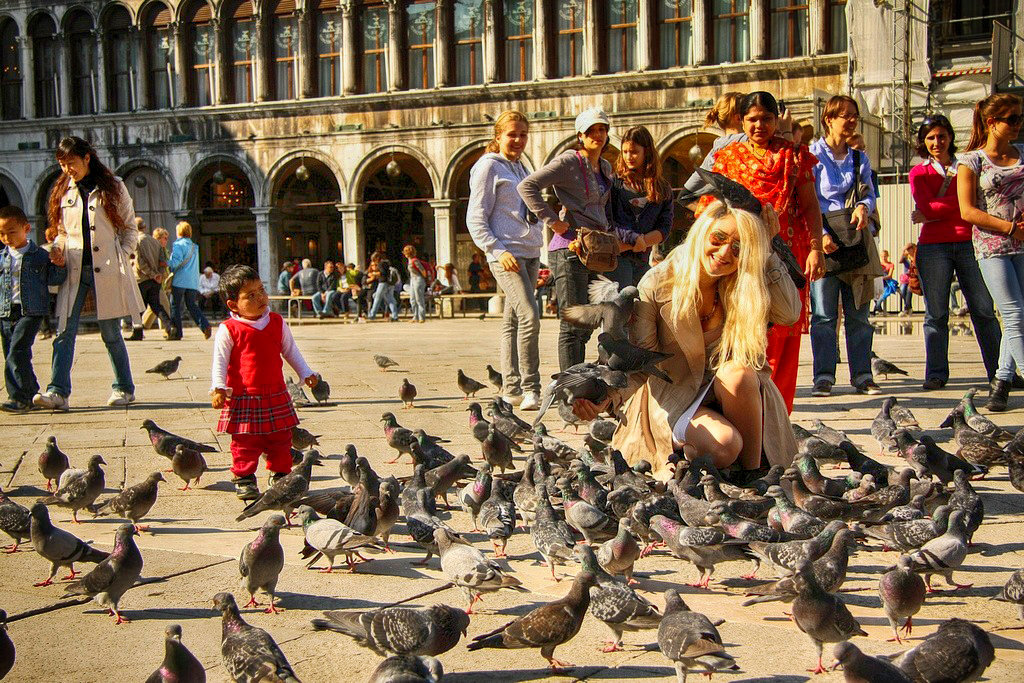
left=168, top=237, right=200, bottom=290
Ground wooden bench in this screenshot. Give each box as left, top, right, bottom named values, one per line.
left=433, top=292, right=502, bottom=318
left=268, top=295, right=315, bottom=320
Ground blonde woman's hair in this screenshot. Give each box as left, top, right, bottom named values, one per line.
left=486, top=110, right=529, bottom=153
left=175, top=220, right=192, bottom=238
left=152, top=227, right=169, bottom=240
left=704, top=92, right=745, bottom=129
left=662, top=200, right=770, bottom=370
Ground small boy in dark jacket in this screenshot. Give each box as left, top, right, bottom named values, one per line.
left=0, top=206, right=67, bottom=412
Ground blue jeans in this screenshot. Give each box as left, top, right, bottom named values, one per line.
left=171, top=286, right=209, bottom=334
left=49, top=270, right=135, bottom=397
left=1, top=306, right=43, bottom=403
left=978, top=253, right=1024, bottom=382
left=916, top=241, right=1002, bottom=382
left=809, top=274, right=874, bottom=386
left=609, top=252, right=651, bottom=289
left=368, top=282, right=396, bottom=320
left=408, top=275, right=427, bottom=322
left=550, top=248, right=594, bottom=370
left=312, top=290, right=340, bottom=316
left=899, top=283, right=913, bottom=312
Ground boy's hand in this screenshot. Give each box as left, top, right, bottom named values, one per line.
left=304, top=374, right=319, bottom=389
left=49, top=247, right=65, bottom=267
left=211, top=389, right=227, bottom=409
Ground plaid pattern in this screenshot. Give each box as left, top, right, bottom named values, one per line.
left=217, top=388, right=298, bottom=435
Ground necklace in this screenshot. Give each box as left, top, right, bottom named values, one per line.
left=700, top=290, right=720, bottom=324
left=748, top=141, right=770, bottom=159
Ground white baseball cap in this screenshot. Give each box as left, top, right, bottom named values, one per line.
left=575, top=107, right=611, bottom=136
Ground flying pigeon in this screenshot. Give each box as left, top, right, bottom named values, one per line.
left=561, top=286, right=639, bottom=341
left=533, top=362, right=628, bottom=426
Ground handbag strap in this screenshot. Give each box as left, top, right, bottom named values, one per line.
left=574, top=151, right=591, bottom=198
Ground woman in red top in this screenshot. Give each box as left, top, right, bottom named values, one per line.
left=710, top=92, right=825, bottom=412
left=909, top=114, right=1002, bottom=390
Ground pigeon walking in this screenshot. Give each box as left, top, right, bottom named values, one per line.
left=239, top=515, right=286, bottom=614
left=575, top=544, right=661, bottom=652
left=457, top=369, right=487, bottom=399
left=297, top=506, right=384, bottom=572
left=291, top=426, right=321, bottom=451
left=236, top=451, right=322, bottom=525
left=37, top=454, right=106, bottom=523
left=91, top=472, right=164, bottom=532
left=141, top=419, right=217, bottom=458
left=213, top=592, right=300, bottom=683
left=879, top=555, right=927, bottom=643
left=170, top=444, right=208, bottom=491
left=312, top=604, right=469, bottom=656
left=399, top=378, right=417, bottom=408
left=900, top=509, right=971, bottom=592
left=146, top=356, right=182, bottom=379
left=657, top=588, right=738, bottom=683
left=61, top=523, right=143, bottom=625
left=381, top=412, right=417, bottom=464
left=486, top=364, right=503, bottom=391
left=0, top=489, right=30, bottom=553
left=145, top=624, right=206, bottom=683
left=374, top=354, right=399, bottom=371
left=531, top=483, right=577, bottom=581
left=791, top=560, right=867, bottom=674
left=37, top=436, right=69, bottom=492
left=435, top=528, right=523, bottom=613
left=28, top=503, right=108, bottom=586
left=871, top=352, right=909, bottom=380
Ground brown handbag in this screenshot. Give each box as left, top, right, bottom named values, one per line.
left=575, top=226, right=619, bottom=273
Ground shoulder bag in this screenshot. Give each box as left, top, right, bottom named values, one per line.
left=822, top=150, right=871, bottom=275
left=569, top=152, right=618, bottom=273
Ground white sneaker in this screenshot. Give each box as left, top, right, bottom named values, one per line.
left=503, top=393, right=524, bottom=406
left=107, top=390, right=136, bottom=407
left=520, top=392, right=541, bottom=411
left=33, top=391, right=69, bottom=412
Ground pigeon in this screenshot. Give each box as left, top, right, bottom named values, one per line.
left=692, top=166, right=762, bottom=212
left=918, top=435, right=985, bottom=483
left=310, top=374, right=330, bottom=404
left=399, top=378, right=417, bottom=408
left=374, top=354, right=400, bottom=371
left=945, top=407, right=1006, bottom=467
left=561, top=283, right=639, bottom=340
left=533, top=362, right=628, bottom=426
left=466, top=402, right=491, bottom=442
left=486, top=364, right=503, bottom=391
left=597, top=517, right=641, bottom=584
left=657, top=588, right=739, bottom=683
left=741, top=528, right=856, bottom=605
left=879, top=555, right=927, bottom=643
left=466, top=569, right=597, bottom=672
left=872, top=399, right=900, bottom=454
left=871, top=352, right=909, bottom=380
left=298, top=506, right=385, bottom=572
left=482, top=424, right=516, bottom=473
left=1009, top=455, right=1024, bottom=493
left=831, top=641, right=911, bottom=683
left=559, top=481, right=616, bottom=544
left=61, top=523, right=143, bottom=625
left=405, top=487, right=460, bottom=566
left=145, top=624, right=206, bottom=683
left=0, top=610, right=12, bottom=680
left=948, top=469, right=984, bottom=543
left=650, top=515, right=753, bottom=589
left=532, top=424, right=577, bottom=463
left=291, top=426, right=321, bottom=450
left=37, top=436, right=70, bottom=492
left=597, top=332, right=674, bottom=383
left=791, top=559, right=867, bottom=674
left=589, top=418, right=617, bottom=444
left=458, top=464, right=492, bottom=531
left=961, top=388, right=1012, bottom=440
left=888, top=618, right=994, bottom=683
left=839, top=440, right=892, bottom=487
left=91, top=472, right=164, bottom=531
left=530, top=483, right=577, bottom=581
left=311, top=604, right=469, bottom=656
left=140, top=419, right=217, bottom=457
left=811, top=420, right=849, bottom=447
left=487, top=401, right=532, bottom=442
left=900, top=509, right=971, bottom=592
left=381, top=412, right=417, bottom=464
left=889, top=400, right=920, bottom=430
left=285, top=375, right=313, bottom=407
left=575, top=543, right=661, bottom=652
left=557, top=399, right=586, bottom=432
left=783, top=469, right=875, bottom=522
left=28, top=503, right=109, bottom=586
left=861, top=505, right=952, bottom=553
left=705, top=500, right=796, bottom=543
left=146, top=356, right=182, bottom=379
left=765, top=485, right=828, bottom=538
left=239, top=514, right=286, bottom=614
left=169, top=444, right=208, bottom=491
left=457, top=369, right=487, bottom=399
left=375, top=477, right=401, bottom=549
left=435, top=528, right=523, bottom=612
left=37, top=454, right=106, bottom=523
left=477, top=479, right=516, bottom=557
left=236, top=450, right=322, bottom=525
left=745, top=520, right=848, bottom=577
left=368, top=656, right=443, bottom=683
left=213, top=592, right=300, bottom=683
left=0, top=489, right=30, bottom=553
left=992, top=568, right=1024, bottom=620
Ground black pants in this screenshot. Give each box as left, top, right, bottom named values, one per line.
left=137, top=278, right=172, bottom=329
left=1, top=305, right=43, bottom=403
left=550, top=248, right=594, bottom=370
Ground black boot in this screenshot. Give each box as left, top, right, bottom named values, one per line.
left=987, top=379, right=1010, bottom=412
left=125, top=327, right=143, bottom=341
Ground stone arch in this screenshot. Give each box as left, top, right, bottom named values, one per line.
left=25, top=9, right=60, bottom=33
left=265, top=149, right=348, bottom=204
left=350, top=143, right=440, bottom=201
left=174, top=0, right=214, bottom=24
left=441, top=138, right=491, bottom=200
left=116, top=159, right=178, bottom=234
left=269, top=154, right=345, bottom=266
left=181, top=153, right=264, bottom=208
left=0, top=169, right=26, bottom=210
left=31, top=165, right=64, bottom=239
left=99, top=1, right=137, bottom=26
left=542, top=133, right=621, bottom=167
left=60, top=4, right=98, bottom=31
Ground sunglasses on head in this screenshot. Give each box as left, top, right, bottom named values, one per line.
left=921, top=114, right=951, bottom=129
left=709, top=230, right=741, bottom=257
left=995, top=114, right=1024, bottom=127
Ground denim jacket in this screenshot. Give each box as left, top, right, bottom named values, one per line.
left=0, top=241, right=67, bottom=317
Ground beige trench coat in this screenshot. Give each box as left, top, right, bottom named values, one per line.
left=55, top=177, right=144, bottom=333
left=611, top=251, right=802, bottom=478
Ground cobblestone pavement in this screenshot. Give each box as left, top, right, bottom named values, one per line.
left=1, top=314, right=1021, bottom=681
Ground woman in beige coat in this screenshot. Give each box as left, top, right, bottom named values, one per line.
left=576, top=199, right=801, bottom=481
left=32, top=137, right=144, bottom=411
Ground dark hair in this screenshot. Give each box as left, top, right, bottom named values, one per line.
left=916, top=114, right=957, bottom=158
left=739, top=91, right=780, bottom=118
left=220, top=264, right=261, bottom=301
left=614, top=126, right=671, bottom=203
left=0, top=205, right=29, bottom=226
left=966, top=93, right=1022, bottom=151
left=48, top=136, right=130, bottom=237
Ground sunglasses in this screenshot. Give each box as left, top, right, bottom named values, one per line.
left=995, top=114, right=1024, bottom=127
left=709, top=230, right=741, bottom=257
left=921, top=114, right=951, bottom=129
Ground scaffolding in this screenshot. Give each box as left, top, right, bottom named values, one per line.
left=889, top=0, right=913, bottom=179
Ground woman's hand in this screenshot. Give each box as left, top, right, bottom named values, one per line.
left=822, top=234, right=838, bottom=254
left=805, top=249, right=826, bottom=282
left=851, top=204, right=869, bottom=231
left=49, top=247, right=65, bottom=267
left=632, top=235, right=647, bottom=253
left=551, top=219, right=570, bottom=235
left=761, top=205, right=781, bottom=238
left=498, top=251, right=520, bottom=273
left=304, top=374, right=319, bottom=389
left=573, top=397, right=610, bottom=421
left=211, top=389, right=227, bottom=409
left=777, top=108, right=795, bottom=135
left=910, top=209, right=926, bottom=223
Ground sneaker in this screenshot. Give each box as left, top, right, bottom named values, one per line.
left=269, top=472, right=288, bottom=486
left=233, top=475, right=260, bottom=501
left=855, top=380, right=882, bottom=395
left=520, top=391, right=541, bottom=411
left=811, top=380, right=833, bottom=397
left=0, top=400, right=30, bottom=414
left=107, top=390, right=136, bottom=407
left=503, top=393, right=524, bottom=407
left=33, top=391, right=69, bottom=412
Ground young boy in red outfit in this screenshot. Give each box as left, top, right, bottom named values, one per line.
left=211, top=265, right=318, bottom=500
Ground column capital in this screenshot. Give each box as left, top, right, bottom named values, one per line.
left=335, top=202, right=366, bottom=215
left=340, top=0, right=356, bottom=17
left=251, top=206, right=276, bottom=220
left=428, top=199, right=456, bottom=211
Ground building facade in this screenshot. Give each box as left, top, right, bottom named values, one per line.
left=0, top=0, right=868, bottom=286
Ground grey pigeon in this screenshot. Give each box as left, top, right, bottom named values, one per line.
left=872, top=398, right=900, bottom=454
left=405, top=487, right=460, bottom=566
left=948, top=469, right=984, bottom=543
left=946, top=408, right=1007, bottom=468
left=466, top=569, right=597, bottom=672
left=140, top=419, right=217, bottom=457
left=435, top=527, right=523, bottom=613
left=791, top=559, right=867, bottom=674
left=399, top=378, right=417, bottom=408
left=312, top=604, right=468, bottom=656
left=888, top=617, right=994, bottom=683
left=459, top=464, right=492, bottom=531
left=0, top=610, right=12, bottom=680
left=37, top=454, right=106, bottom=523
left=745, top=520, right=848, bottom=577
left=291, top=426, right=321, bottom=450
left=889, top=399, right=920, bottom=429
left=1008, top=454, right=1024, bottom=492
left=879, top=555, right=927, bottom=643
left=812, top=420, right=849, bottom=446
left=575, top=543, right=660, bottom=652
left=62, top=523, right=143, bottom=625
left=298, top=506, right=384, bottom=572
left=832, top=641, right=911, bottom=683
left=170, top=444, right=208, bottom=491
left=236, top=450, right=322, bottom=525
left=992, top=567, right=1024, bottom=620
left=557, top=399, right=586, bottom=432
left=919, top=435, right=986, bottom=483
left=657, top=588, right=739, bottom=683
left=861, top=505, right=952, bottom=552
left=339, top=444, right=359, bottom=485
left=477, top=478, right=516, bottom=557
left=146, top=356, right=182, bottom=379
left=239, top=514, right=286, bottom=614
left=742, top=528, right=856, bottom=605
left=91, top=472, right=165, bottom=531
left=424, top=454, right=473, bottom=509
left=559, top=481, right=616, bottom=544
left=871, top=352, right=909, bottom=380
left=561, top=284, right=639, bottom=340
left=145, top=624, right=206, bottom=683
left=487, top=401, right=532, bottom=442
left=481, top=424, right=516, bottom=473
left=486, top=364, right=503, bottom=391
left=597, top=332, right=674, bottom=384
left=533, top=362, right=628, bottom=426
left=531, top=424, right=576, bottom=463
left=597, top=517, right=641, bottom=584
left=961, top=388, right=1012, bottom=440
left=0, top=489, right=30, bottom=553
left=650, top=515, right=753, bottom=589
left=310, top=374, right=330, bottom=404
left=375, top=477, right=401, bottom=549
left=369, top=655, right=443, bottom=683
left=457, top=369, right=487, bottom=399
left=285, top=375, right=312, bottom=407
left=589, top=418, right=617, bottom=444
left=530, top=483, right=577, bottom=581
left=374, top=354, right=399, bottom=371
left=692, top=166, right=762, bottom=213
left=381, top=412, right=417, bottom=464
left=466, top=402, right=490, bottom=442
left=213, top=592, right=300, bottom=682
left=37, top=435, right=69, bottom=492
left=899, top=509, right=971, bottom=592
left=28, top=503, right=108, bottom=586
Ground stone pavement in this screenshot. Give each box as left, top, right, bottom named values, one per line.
left=0, top=315, right=1022, bottom=682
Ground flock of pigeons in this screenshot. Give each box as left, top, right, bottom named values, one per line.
left=1, top=342, right=1023, bottom=682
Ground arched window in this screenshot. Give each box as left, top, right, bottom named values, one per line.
left=227, top=1, right=257, bottom=103
left=104, top=5, right=134, bottom=112
left=408, top=1, right=435, bottom=90
left=142, top=2, right=173, bottom=109
left=555, top=0, right=585, bottom=78
left=67, top=11, right=97, bottom=115
left=658, top=0, right=692, bottom=68
left=712, top=0, right=749, bottom=64
left=454, top=0, right=482, bottom=86
left=769, top=0, right=808, bottom=58
left=314, top=0, right=342, bottom=96
left=270, top=0, right=298, bottom=100
left=503, top=0, right=532, bottom=82
left=0, top=19, right=21, bottom=120
left=361, top=2, right=388, bottom=93
left=29, top=14, right=59, bottom=117
left=605, top=0, right=637, bottom=73
left=184, top=2, right=215, bottom=106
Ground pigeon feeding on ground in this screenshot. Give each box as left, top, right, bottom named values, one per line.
left=477, top=479, right=516, bottom=557
left=435, top=527, right=523, bottom=612
left=291, top=426, right=321, bottom=450
left=0, top=489, right=30, bottom=553
left=28, top=503, right=108, bottom=586
left=91, top=472, right=165, bottom=532
left=0, top=610, right=13, bottom=679
left=961, top=388, right=1013, bottom=440
left=871, top=352, right=909, bottom=380
left=140, top=419, right=217, bottom=458
left=399, top=378, right=417, bottom=408
left=37, top=454, right=106, bottom=523
left=239, top=514, right=286, bottom=614
left=37, top=436, right=70, bottom=492
left=312, top=604, right=469, bottom=656
left=649, top=514, right=753, bottom=589
left=887, top=618, right=994, bottom=683
left=486, top=364, right=503, bottom=391
left=533, top=362, right=628, bottom=426
left=369, top=656, right=443, bottom=683
left=236, top=450, right=322, bottom=525
left=62, top=523, right=143, bottom=625
left=213, top=592, right=300, bottom=682
left=657, top=588, right=738, bottom=683
left=457, top=369, right=488, bottom=399
left=298, top=506, right=385, bottom=572
left=146, top=356, right=183, bottom=379
left=374, top=354, right=400, bottom=371
left=831, top=641, right=910, bottom=683
left=145, top=624, right=206, bottom=683
left=381, top=412, right=417, bottom=464
left=879, top=555, right=927, bottom=642
left=170, top=445, right=207, bottom=491
left=575, top=543, right=661, bottom=652
left=561, top=280, right=639, bottom=341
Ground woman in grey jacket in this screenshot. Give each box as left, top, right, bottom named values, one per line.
left=467, top=111, right=544, bottom=409
left=518, top=107, right=636, bottom=370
